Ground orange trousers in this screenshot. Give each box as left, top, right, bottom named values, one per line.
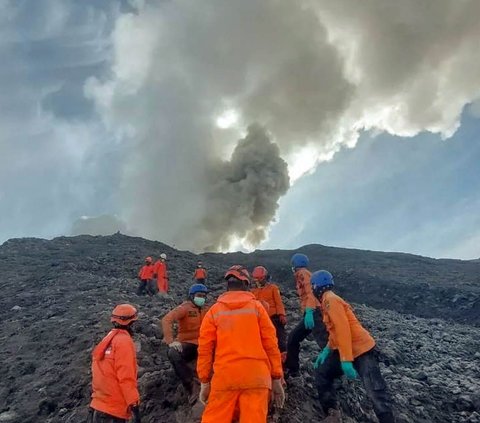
left=157, top=277, right=168, bottom=293
left=201, top=388, right=269, bottom=423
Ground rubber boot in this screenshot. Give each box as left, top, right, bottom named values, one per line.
left=321, top=409, right=342, bottom=423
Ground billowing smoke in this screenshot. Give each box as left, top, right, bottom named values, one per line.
left=198, top=124, right=289, bottom=252
left=84, top=0, right=480, bottom=251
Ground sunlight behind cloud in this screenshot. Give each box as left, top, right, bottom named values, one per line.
left=215, top=109, right=239, bottom=129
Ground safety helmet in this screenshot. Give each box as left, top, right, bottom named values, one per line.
left=111, top=304, right=138, bottom=326
left=252, top=266, right=268, bottom=281
left=189, top=283, right=208, bottom=296
left=145, top=256, right=152, bottom=263
left=160, top=253, right=167, bottom=260
left=311, top=270, right=334, bottom=295
left=224, top=265, right=250, bottom=284
left=290, top=253, right=309, bottom=269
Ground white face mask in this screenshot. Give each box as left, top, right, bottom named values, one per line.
left=193, top=297, right=206, bottom=307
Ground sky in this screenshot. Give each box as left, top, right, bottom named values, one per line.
left=0, top=0, right=479, bottom=259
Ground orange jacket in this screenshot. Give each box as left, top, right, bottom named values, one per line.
left=251, top=283, right=286, bottom=317
left=138, top=264, right=154, bottom=280
left=193, top=267, right=207, bottom=279
left=154, top=261, right=167, bottom=280
left=162, top=301, right=209, bottom=345
left=197, top=291, right=283, bottom=391
left=294, top=268, right=320, bottom=311
left=90, top=329, right=139, bottom=419
left=321, top=290, right=375, bottom=362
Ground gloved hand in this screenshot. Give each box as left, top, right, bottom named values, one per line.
left=130, top=405, right=141, bottom=423
left=341, top=362, right=359, bottom=380
left=271, top=378, right=286, bottom=408
left=304, top=308, right=315, bottom=330
left=169, top=341, right=183, bottom=352
left=279, top=314, right=287, bottom=325
left=199, top=382, right=211, bottom=405
left=314, top=346, right=331, bottom=369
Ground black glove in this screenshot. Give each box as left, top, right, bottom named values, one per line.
left=131, top=405, right=141, bottom=423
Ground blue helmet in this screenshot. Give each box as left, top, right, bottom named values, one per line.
left=290, top=253, right=309, bottom=269
left=189, top=283, right=208, bottom=296
left=311, top=270, right=334, bottom=292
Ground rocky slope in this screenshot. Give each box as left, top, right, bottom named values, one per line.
left=0, top=234, right=479, bottom=423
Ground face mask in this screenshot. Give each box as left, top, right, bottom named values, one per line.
left=193, top=297, right=206, bottom=307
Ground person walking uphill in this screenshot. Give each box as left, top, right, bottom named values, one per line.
left=251, top=265, right=288, bottom=361
left=311, top=270, right=395, bottom=423
left=285, top=253, right=328, bottom=378
left=162, top=283, right=209, bottom=404
left=193, top=261, right=207, bottom=283
left=89, top=304, right=141, bottom=423
left=154, top=253, right=169, bottom=294
left=137, top=257, right=156, bottom=296
left=197, top=265, right=285, bottom=423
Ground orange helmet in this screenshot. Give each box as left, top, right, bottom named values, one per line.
left=145, top=256, right=153, bottom=263
left=252, top=266, right=268, bottom=281
left=224, top=265, right=250, bottom=284
left=111, top=304, right=138, bottom=326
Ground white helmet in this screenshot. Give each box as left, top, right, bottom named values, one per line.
left=160, top=253, right=167, bottom=260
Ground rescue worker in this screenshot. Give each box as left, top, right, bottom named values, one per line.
left=137, top=257, right=156, bottom=296
left=251, top=265, right=288, bottom=361
left=154, top=253, right=169, bottom=294
left=311, top=270, right=395, bottom=423
left=161, top=283, right=209, bottom=404
left=285, top=253, right=328, bottom=378
left=197, top=265, right=285, bottom=423
left=89, top=304, right=141, bottom=423
left=193, top=260, right=207, bottom=284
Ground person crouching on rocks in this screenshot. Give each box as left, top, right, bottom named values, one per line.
left=311, top=270, right=395, bottom=423
left=137, top=256, right=156, bottom=296
left=89, top=304, right=141, bottom=423
left=161, top=283, right=209, bottom=404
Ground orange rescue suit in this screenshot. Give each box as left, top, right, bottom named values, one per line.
left=197, top=291, right=283, bottom=423
left=294, top=268, right=320, bottom=311
left=90, top=329, right=140, bottom=420
left=194, top=267, right=207, bottom=279
left=251, top=283, right=286, bottom=317
left=154, top=260, right=168, bottom=293
left=162, top=301, right=208, bottom=345
left=138, top=264, right=154, bottom=280
left=321, top=290, right=375, bottom=362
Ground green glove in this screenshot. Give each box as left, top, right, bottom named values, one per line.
left=341, top=361, right=359, bottom=380
left=304, top=308, right=315, bottom=329
left=314, top=346, right=331, bottom=368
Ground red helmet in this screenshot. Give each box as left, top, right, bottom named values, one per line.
left=111, top=304, right=138, bottom=326
left=145, top=256, right=153, bottom=263
left=224, top=265, right=250, bottom=284
left=252, top=266, right=268, bottom=281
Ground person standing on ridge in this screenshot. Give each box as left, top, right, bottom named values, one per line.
left=89, top=304, right=141, bottom=423
left=137, top=257, right=156, bottom=296
left=193, top=261, right=207, bottom=284
left=311, top=270, right=395, bottom=423
left=161, top=283, right=209, bottom=404
left=251, top=265, right=288, bottom=362
left=285, top=253, right=327, bottom=378
left=154, top=253, right=169, bottom=294
left=197, top=265, right=285, bottom=423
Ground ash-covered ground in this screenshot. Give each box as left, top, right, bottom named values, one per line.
left=0, top=234, right=479, bottom=423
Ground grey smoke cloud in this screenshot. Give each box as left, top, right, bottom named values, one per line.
left=2, top=0, right=480, bottom=252
left=198, top=124, right=289, bottom=252
left=84, top=0, right=480, bottom=251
